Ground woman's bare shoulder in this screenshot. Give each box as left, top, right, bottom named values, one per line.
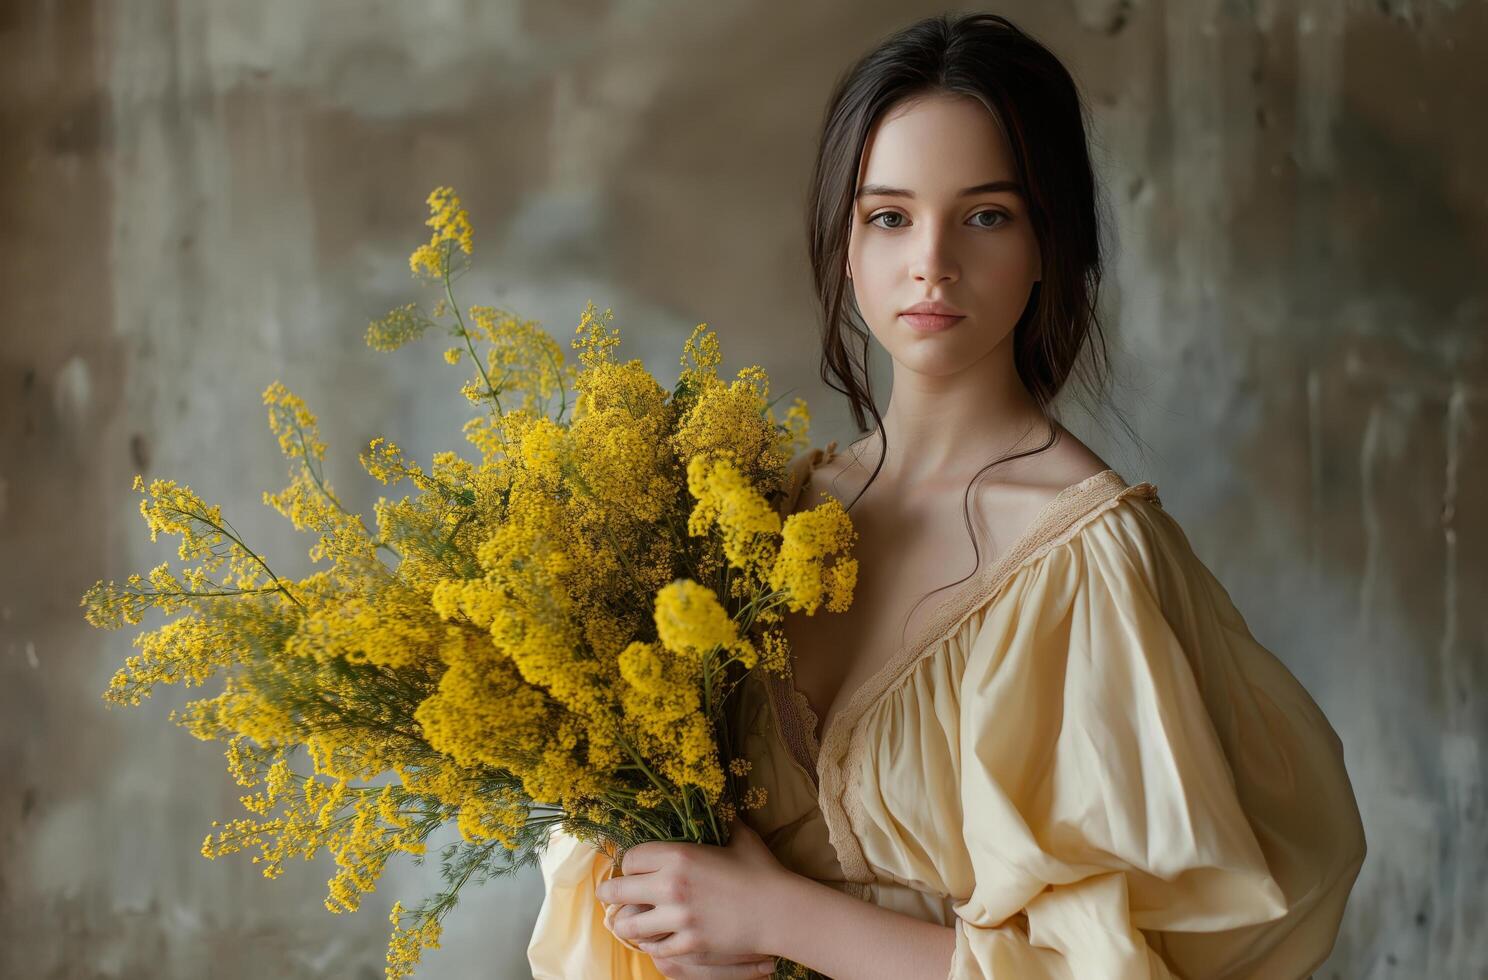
left=953, top=430, right=1113, bottom=543
left=1018, top=435, right=1114, bottom=495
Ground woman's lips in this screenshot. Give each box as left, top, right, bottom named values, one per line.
left=900, top=313, right=965, bottom=332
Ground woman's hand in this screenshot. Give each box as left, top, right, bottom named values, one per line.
left=612, top=903, right=777, bottom=980
left=595, top=816, right=789, bottom=977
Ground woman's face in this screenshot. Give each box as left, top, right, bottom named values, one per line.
left=846, top=92, right=1042, bottom=377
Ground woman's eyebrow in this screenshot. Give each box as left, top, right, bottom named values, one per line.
left=855, top=179, right=1025, bottom=200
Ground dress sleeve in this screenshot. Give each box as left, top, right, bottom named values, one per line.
left=949, top=495, right=1365, bottom=979
left=527, top=827, right=670, bottom=980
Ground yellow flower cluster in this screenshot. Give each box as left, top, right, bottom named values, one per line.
left=686, top=456, right=783, bottom=584
left=81, top=186, right=857, bottom=980
left=466, top=304, right=576, bottom=419
left=408, top=186, right=474, bottom=280
left=366, top=303, right=431, bottom=353
left=654, top=579, right=756, bottom=668
left=771, top=505, right=860, bottom=615
left=387, top=901, right=443, bottom=980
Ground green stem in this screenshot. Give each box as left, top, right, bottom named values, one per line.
left=442, top=241, right=505, bottom=418
left=164, top=503, right=305, bottom=611
left=617, top=736, right=688, bottom=830
left=541, top=340, right=569, bottom=424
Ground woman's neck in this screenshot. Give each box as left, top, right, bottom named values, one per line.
left=854, top=358, right=1050, bottom=484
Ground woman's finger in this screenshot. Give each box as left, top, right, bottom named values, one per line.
left=601, top=901, right=669, bottom=954
left=664, top=952, right=777, bottom=966
left=612, top=902, right=657, bottom=927
left=613, top=902, right=682, bottom=943
left=597, top=868, right=657, bottom=905
left=650, top=953, right=776, bottom=978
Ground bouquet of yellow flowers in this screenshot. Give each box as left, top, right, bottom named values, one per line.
left=80, top=187, right=857, bottom=979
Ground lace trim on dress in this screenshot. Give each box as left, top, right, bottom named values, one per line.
left=764, top=671, right=825, bottom=787
left=771, top=443, right=1163, bottom=884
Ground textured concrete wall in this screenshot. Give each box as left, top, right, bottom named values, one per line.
left=2, top=1, right=1484, bottom=977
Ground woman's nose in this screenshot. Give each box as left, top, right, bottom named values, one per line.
left=908, top=224, right=960, bottom=284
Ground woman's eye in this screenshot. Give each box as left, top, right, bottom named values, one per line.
left=970, top=210, right=1009, bottom=228
left=867, top=211, right=906, bottom=229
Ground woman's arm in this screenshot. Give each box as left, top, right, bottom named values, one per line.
left=763, top=872, right=955, bottom=980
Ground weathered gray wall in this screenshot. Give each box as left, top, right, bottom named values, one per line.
left=2, top=1, right=1484, bottom=977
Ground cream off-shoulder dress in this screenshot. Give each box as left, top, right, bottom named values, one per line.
left=527, top=443, right=1367, bottom=979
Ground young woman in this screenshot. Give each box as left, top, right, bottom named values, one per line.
left=528, top=12, right=1365, bottom=979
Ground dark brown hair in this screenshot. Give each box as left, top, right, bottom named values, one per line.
left=804, top=12, right=1137, bottom=641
